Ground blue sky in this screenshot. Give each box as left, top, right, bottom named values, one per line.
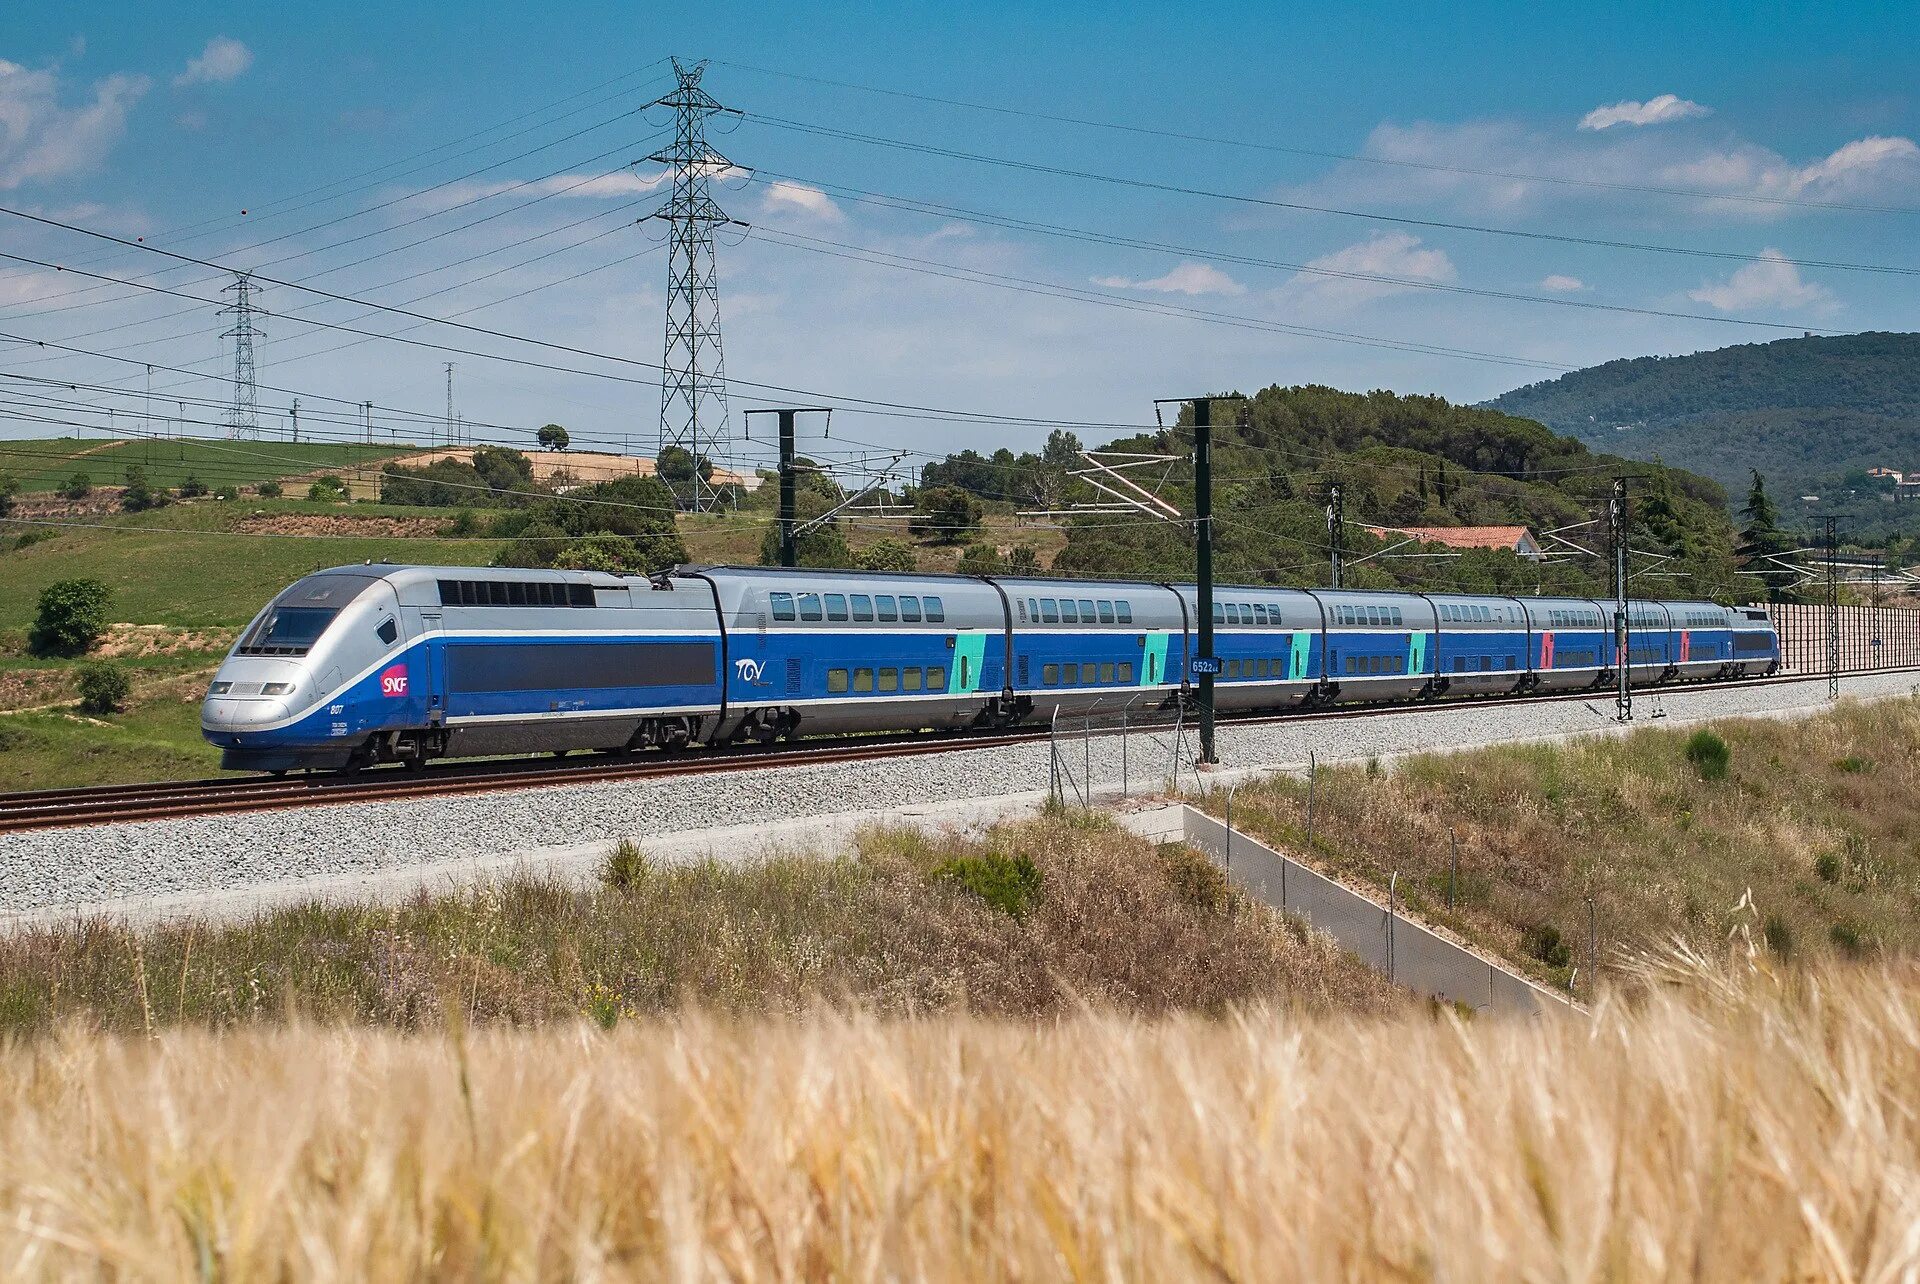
left=2, top=2, right=1916, bottom=470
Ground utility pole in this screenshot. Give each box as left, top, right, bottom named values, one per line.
left=1194, top=397, right=1217, bottom=764
left=1825, top=515, right=1841, bottom=701
left=363, top=400, right=374, bottom=445
left=144, top=364, right=152, bottom=440
left=648, top=58, right=745, bottom=512
left=1610, top=477, right=1632, bottom=723
left=1325, top=479, right=1345, bottom=588
left=744, top=407, right=832, bottom=568
left=290, top=398, right=300, bottom=444
left=218, top=272, right=265, bottom=440
left=443, top=362, right=456, bottom=449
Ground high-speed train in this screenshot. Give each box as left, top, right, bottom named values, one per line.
left=200, top=563, right=1782, bottom=773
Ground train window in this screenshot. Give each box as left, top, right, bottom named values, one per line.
left=851, top=595, right=873, bottom=622
left=504, top=582, right=525, bottom=606
left=1391, top=607, right=1403, bottom=625
left=571, top=584, right=595, bottom=607
left=1212, top=603, right=1225, bottom=625
left=770, top=592, right=796, bottom=621
left=1043, top=664, right=1060, bottom=685
left=826, top=594, right=849, bottom=622
left=1227, top=659, right=1240, bottom=678
left=924, top=596, right=945, bottom=623
left=1040, top=599, right=1059, bottom=623
left=1119, top=662, right=1134, bottom=683
left=853, top=668, right=874, bottom=693
left=377, top=618, right=398, bottom=646
left=1078, top=599, right=1096, bottom=621
left=1098, top=600, right=1115, bottom=624
left=1027, top=598, right=1040, bottom=621
left=900, top=596, right=923, bottom=623
left=927, top=666, right=947, bottom=690
left=877, top=595, right=898, bottom=622
left=1100, top=662, right=1115, bottom=683
left=879, top=668, right=899, bottom=692
left=1116, top=601, right=1133, bottom=624
left=903, top=668, right=923, bottom=691
left=1452, top=657, right=1464, bottom=672
left=828, top=669, right=849, bottom=693
left=1064, top=663, right=1080, bottom=685
left=798, top=594, right=823, bottom=622
left=1060, top=600, right=1079, bottom=624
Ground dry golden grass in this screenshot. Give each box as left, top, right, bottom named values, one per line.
left=1, top=956, right=1915, bottom=1279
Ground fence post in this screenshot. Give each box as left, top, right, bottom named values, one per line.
left=1049, top=706, right=1060, bottom=806
left=1305, top=751, right=1318, bottom=848
left=1587, top=896, right=1599, bottom=1001
left=1224, top=784, right=1235, bottom=876
left=1387, top=870, right=1399, bottom=984
left=1083, top=713, right=1093, bottom=811
left=1448, top=830, right=1458, bottom=912
left=1120, top=712, right=1130, bottom=799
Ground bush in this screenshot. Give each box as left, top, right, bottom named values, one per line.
left=1161, top=843, right=1230, bottom=912
left=75, top=661, right=131, bottom=714
left=59, top=471, right=91, bottom=500
left=854, top=538, right=917, bottom=573
left=0, top=472, right=17, bottom=518
left=28, top=578, right=111, bottom=656
left=443, top=508, right=480, bottom=537
left=1684, top=730, right=1730, bottom=781
left=1007, top=545, right=1041, bottom=574
left=1762, top=914, right=1793, bottom=958
left=213, top=485, right=239, bottom=501
left=256, top=480, right=283, bottom=498
left=932, top=851, right=1042, bottom=918
left=956, top=541, right=1004, bottom=575
left=1834, top=756, right=1871, bottom=773
left=176, top=474, right=209, bottom=498
left=909, top=485, right=982, bottom=544
left=1522, top=923, right=1572, bottom=969
left=1814, top=850, right=1843, bottom=884
left=120, top=467, right=165, bottom=512
left=1829, top=921, right=1868, bottom=958
left=307, top=475, right=349, bottom=502
left=602, top=840, right=649, bottom=891
left=554, top=534, right=638, bottom=572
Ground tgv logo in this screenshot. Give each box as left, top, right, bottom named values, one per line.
left=733, top=657, right=766, bottom=685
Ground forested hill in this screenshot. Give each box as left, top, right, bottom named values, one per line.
left=1487, top=332, right=1920, bottom=510
left=1036, top=384, right=1749, bottom=601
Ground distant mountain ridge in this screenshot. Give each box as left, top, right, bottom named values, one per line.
left=1487, top=332, right=1920, bottom=510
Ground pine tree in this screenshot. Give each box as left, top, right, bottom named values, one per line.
left=1737, top=471, right=1796, bottom=602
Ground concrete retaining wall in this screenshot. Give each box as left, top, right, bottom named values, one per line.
left=1178, top=808, right=1573, bottom=1016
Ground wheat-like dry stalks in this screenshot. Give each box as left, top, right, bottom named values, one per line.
left=2, top=958, right=1918, bottom=1280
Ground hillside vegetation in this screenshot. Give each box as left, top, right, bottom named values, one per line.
left=1044, top=384, right=1748, bottom=600
left=1489, top=332, right=1920, bottom=532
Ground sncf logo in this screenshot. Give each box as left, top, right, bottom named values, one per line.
left=379, top=664, right=410, bottom=698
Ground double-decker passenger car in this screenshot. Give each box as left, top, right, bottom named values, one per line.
left=202, top=563, right=1781, bottom=773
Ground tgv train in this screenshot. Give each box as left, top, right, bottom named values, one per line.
left=201, top=563, right=1782, bottom=773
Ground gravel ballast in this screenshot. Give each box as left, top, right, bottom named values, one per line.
left=3, top=672, right=1914, bottom=918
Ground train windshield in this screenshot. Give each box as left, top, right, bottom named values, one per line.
left=238, top=573, right=380, bottom=656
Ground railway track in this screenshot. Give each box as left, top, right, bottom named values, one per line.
left=2, top=666, right=1909, bottom=834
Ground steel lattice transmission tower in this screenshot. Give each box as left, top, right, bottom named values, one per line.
left=218, top=271, right=266, bottom=440
left=646, top=58, right=744, bottom=510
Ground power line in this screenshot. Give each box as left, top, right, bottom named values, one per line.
left=745, top=113, right=1920, bottom=278
left=716, top=58, right=1920, bottom=218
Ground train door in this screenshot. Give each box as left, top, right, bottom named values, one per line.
left=1290, top=629, right=1313, bottom=682
left=1140, top=631, right=1172, bottom=685
left=1409, top=629, right=1430, bottom=679
left=418, top=609, right=447, bottom=726
left=951, top=630, right=987, bottom=694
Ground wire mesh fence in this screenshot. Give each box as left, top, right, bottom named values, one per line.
left=1771, top=604, right=1920, bottom=674
left=1046, top=695, right=1201, bottom=809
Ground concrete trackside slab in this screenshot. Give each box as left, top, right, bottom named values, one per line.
left=1171, top=806, right=1573, bottom=1017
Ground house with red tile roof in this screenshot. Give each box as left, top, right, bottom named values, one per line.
left=1361, top=524, right=1541, bottom=558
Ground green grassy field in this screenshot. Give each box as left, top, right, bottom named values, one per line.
left=0, top=436, right=421, bottom=494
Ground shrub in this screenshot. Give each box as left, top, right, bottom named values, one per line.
left=1684, top=729, right=1730, bottom=781
left=59, top=471, right=91, bottom=500
left=909, top=485, right=982, bottom=544
left=1834, top=756, right=1871, bottom=773
left=0, top=472, right=17, bottom=518
left=554, top=534, right=638, bottom=572
left=443, top=508, right=480, bottom=537
left=120, top=467, right=165, bottom=512
left=1814, top=851, right=1843, bottom=884
left=1161, top=843, right=1229, bottom=913
left=955, top=541, right=1004, bottom=575
left=1829, top=921, right=1868, bottom=958
left=1522, top=923, right=1572, bottom=969
left=28, top=578, right=111, bottom=656
left=213, top=484, right=239, bottom=501
left=13, top=528, right=56, bottom=551
left=256, top=480, right=283, bottom=498
left=75, top=661, right=131, bottom=714
left=1762, top=914, right=1793, bottom=958
left=932, top=851, right=1042, bottom=918
left=176, top=474, right=209, bottom=498
left=855, top=538, right=917, bottom=573
left=602, top=840, right=650, bottom=891
left=307, top=475, right=349, bottom=502
left=1007, top=545, right=1041, bottom=574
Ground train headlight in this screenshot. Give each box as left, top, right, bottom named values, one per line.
left=261, top=682, right=295, bottom=696
left=209, top=681, right=232, bottom=695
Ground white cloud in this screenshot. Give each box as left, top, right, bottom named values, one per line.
left=1091, top=261, right=1245, bottom=296
left=1274, top=232, right=1456, bottom=308
left=1539, top=274, right=1586, bottom=292
left=1688, top=248, right=1835, bottom=313
left=0, top=59, right=150, bottom=190
left=759, top=179, right=843, bottom=222
left=1579, top=94, right=1711, bottom=131
left=174, top=36, right=253, bottom=87
left=1665, top=134, right=1920, bottom=203
left=410, top=168, right=671, bottom=210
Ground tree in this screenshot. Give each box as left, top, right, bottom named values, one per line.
left=0, top=472, right=17, bottom=518
left=256, top=479, right=283, bottom=498
left=758, top=488, right=851, bottom=567
left=855, top=538, right=917, bottom=572
left=59, top=471, right=91, bottom=501
left=29, top=579, right=111, bottom=656
left=177, top=474, right=209, bottom=498
left=554, top=534, right=640, bottom=572
left=956, top=541, right=1005, bottom=575
left=536, top=423, right=571, bottom=451
left=910, top=485, right=982, bottom=544
left=120, top=467, right=165, bottom=512
left=76, top=661, right=131, bottom=715
left=1007, top=545, right=1041, bottom=574
left=308, top=475, right=349, bottom=502
left=1738, top=471, right=1797, bottom=601
left=491, top=520, right=569, bottom=569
